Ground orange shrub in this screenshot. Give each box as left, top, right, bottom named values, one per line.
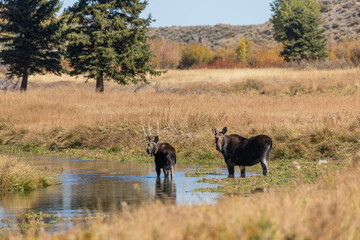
left=148, top=39, right=360, bottom=69
left=194, top=44, right=242, bottom=69
left=328, top=39, right=360, bottom=65
left=213, top=44, right=237, bottom=62
left=149, top=40, right=182, bottom=69
left=249, top=43, right=285, bottom=68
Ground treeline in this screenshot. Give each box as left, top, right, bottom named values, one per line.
left=1, top=0, right=359, bottom=93
left=149, top=0, right=360, bottom=70
left=149, top=38, right=360, bottom=69
left=0, top=0, right=160, bottom=92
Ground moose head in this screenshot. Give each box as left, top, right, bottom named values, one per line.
left=146, top=136, right=159, bottom=156
left=212, top=127, right=227, bottom=152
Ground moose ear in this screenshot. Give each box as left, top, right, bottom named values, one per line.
left=154, top=136, right=159, bottom=143
left=146, top=136, right=151, bottom=142
left=212, top=127, right=217, bottom=135
left=222, top=127, right=227, bottom=134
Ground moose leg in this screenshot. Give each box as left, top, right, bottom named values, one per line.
left=156, top=166, right=161, bottom=178
left=261, top=145, right=271, bottom=176
left=239, top=165, right=246, bottom=178
left=163, top=167, right=170, bottom=178
left=260, top=158, right=268, bottom=176
left=170, top=166, right=174, bottom=179
left=227, top=163, right=235, bottom=178
left=166, top=154, right=175, bottom=179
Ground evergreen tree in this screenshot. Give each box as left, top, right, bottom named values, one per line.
left=63, top=0, right=161, bottom=92
left=0, top=0, right=63, bottom=91
left=270, top=0, right=328, bottom=62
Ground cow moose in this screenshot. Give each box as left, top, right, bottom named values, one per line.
left=146, top=136, right=176, bottom=178
left=212, top=127, right=272, bottom=178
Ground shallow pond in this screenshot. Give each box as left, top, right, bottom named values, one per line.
left=0, top=156, right=232, bottom=228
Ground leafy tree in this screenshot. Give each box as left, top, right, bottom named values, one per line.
left=270, top=0, right=328, bottom=61
left=63, top=0, right=161, bottom=92
left=177, top=42, right=214, bottom=69
left=236, top=38, right=253, bottom=64
left=0, top=0, right=63, bottom=91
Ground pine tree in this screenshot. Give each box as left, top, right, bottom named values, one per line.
left=63, top=0, right=161, bottom=92
left=0, top=0, right=63, bottom=91
left=270, top=0, right=328, bottom=62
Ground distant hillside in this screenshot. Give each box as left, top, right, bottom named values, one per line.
left=148, top=0, right=360, bottom=48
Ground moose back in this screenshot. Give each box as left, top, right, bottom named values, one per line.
left=212, top=127, right=272, bottom=177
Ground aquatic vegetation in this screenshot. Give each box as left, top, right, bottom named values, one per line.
left=185, top=170, right=224, bottom=177
left=16, top=212, right=58, bottom=229
left=196, top=160, right=347, bottom=194
left=1, top=212, right=108, bottom=230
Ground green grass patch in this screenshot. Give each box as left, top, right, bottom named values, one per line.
left=185, top=171, right=224, bottom=177
left=0, top=125, right=358, bottom=168
left=1, top=211, right=108, bottom=230
left=16, top=212, right=58, bottom=229
left=195, top=159, right=347, bottom=194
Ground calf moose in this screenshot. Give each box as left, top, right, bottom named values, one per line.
left=146, top=136, right=176, bottom=178
left=212, top=127, right=272, bottom=177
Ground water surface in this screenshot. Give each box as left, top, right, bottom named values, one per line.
left=0, top=156, right=226, bottom=222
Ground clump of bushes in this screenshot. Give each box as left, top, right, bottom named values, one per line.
left=177, top=42, right=216, bottom=69
left=328, top=38, right=360, bottom=65
left=149, top=38, right=360, bottom=69
left=149, top=39, right=182, bottom=69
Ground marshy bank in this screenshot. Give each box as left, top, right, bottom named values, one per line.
left=0, top=155, right=224, bottom=233
left=0, top=155, right=59, bottom=192
left=2, top=159, right=360, bottom=239
left=1, top=68, right=359, bottom=194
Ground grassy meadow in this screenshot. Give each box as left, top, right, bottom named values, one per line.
left=1, top=68, right=360, bottom=238
left=0, top=68, right=359, bottom=163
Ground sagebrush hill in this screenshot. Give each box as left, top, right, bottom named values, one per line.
left=149, top=0, right=360, bottom=48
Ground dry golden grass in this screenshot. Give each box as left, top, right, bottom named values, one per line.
left=0, top=155, right=59, bottom=192
left=27, top=68, right=360, bottom=91
left=0, top=68, right=359, bottom=160
left=4, top=160, right=360, bottom=239
left=153, top=68, right=360, bottom=84
left=1, top=69, right=360, bottom=239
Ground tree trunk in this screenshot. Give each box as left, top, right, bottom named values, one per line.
left=20, top=68, right=28, bottom=92
left=96, top=73, right=104, bottom=93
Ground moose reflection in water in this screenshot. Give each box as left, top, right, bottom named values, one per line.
left=155, top=178, right=176, bottom=203
left=212, top=127, right=272, bottom=178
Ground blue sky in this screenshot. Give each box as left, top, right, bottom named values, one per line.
left=61, top=0, right=273, bottom=27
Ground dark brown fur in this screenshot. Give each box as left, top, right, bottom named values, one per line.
left=146, top=136, right=176, bottom=178
left=212, top=127, right=272, bottom=177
